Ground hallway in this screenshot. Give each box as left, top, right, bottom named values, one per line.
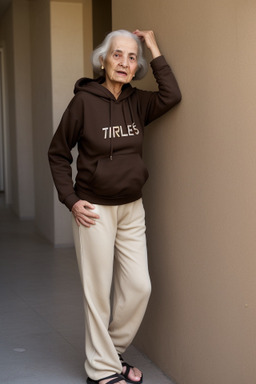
left=0, top=194, right=174, bottom=384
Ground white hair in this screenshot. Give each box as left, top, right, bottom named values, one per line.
left=91, top=29, right=148, bottom=80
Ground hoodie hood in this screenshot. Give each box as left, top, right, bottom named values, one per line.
left=74, top=76, right=135, bottom=101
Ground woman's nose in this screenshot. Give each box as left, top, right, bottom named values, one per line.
left=120, top=56, right=128, bottom=67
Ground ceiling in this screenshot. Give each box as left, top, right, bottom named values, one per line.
left=0, top=0, right=11, bottom=18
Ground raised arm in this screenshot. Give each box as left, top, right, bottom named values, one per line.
left=133, top=30, right=182, bottom=125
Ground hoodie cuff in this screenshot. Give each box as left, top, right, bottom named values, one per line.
left=64, top=194, right=80, bottom=211
left=150, top=55, right=167, bottom=69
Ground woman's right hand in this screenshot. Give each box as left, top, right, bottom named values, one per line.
left=133, top=29, right=161, bottom=59
left=72, top=200, right=100, bottom=227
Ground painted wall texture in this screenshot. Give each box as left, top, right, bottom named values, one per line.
left=50, top=1, right=84, bottom=245
left=112, top=1, right=256, bottom=384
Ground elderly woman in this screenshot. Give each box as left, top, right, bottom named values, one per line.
left=48, top=29, right=181, bottom=384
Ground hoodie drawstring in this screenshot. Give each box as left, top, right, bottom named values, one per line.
left=109, top=100, right=113, bottom=160
left=109, top=96, right=135, bottom=160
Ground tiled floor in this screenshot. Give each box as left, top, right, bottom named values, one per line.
left=0, top=194, right=175, bottom=384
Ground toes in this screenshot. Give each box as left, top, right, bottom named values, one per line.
left=130, top=367, right=142, bottom=381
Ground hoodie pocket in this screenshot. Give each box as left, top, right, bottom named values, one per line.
left=89, top=153, right=149, bottom=197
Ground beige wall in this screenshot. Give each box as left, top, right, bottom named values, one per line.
left=0, top=0, right=92, bottom=243
left=30, top=0, right=92, bottom=245
left=50, top=1, right=84, bottom=245
left=112, top=1, right=256, bottom=384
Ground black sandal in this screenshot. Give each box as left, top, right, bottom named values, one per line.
left=119, top=354, right=143, bottom=384
left=87, top=373, right=124, bottom=384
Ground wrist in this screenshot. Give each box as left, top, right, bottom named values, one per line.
left=151, top=46, right=161, bottom=59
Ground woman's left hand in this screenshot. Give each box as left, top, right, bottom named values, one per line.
left=133, top=29, right=161, bottom=59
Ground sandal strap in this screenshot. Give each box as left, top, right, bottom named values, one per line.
left=118, top=354, right=124, bottom=362
left=87, top=373, right=124, bottom=384
left=122, top=361, right=133, bottom=375
left=106, top=374, right=124, bottom=384
left=118, top=355, right=143, bottom=384
left=119, top=355, right=133, bottom=376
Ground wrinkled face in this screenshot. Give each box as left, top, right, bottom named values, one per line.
left=102, top=35, right=138, bottom=85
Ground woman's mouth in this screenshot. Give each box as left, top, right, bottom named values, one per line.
left=116, top=70, right=127, bottom=76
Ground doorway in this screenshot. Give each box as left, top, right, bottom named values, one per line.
left=92, top=0, right=112, bottom=48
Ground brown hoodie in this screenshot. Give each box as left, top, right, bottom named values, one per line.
left=48, top=55, right=181, bottom=210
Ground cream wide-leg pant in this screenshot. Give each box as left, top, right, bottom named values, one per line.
left=72, top=198, right=151, bottom=381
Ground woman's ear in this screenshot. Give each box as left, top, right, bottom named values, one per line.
left=100, top=57, right=104, bottom=70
